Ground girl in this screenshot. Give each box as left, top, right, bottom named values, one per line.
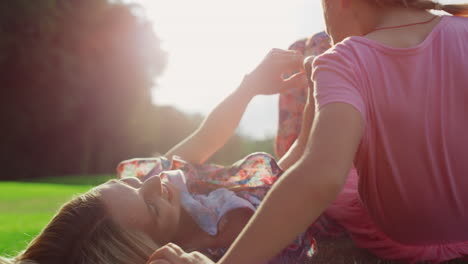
left=149, top=1, right=468, bottom=264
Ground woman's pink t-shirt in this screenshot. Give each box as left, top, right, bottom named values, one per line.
left=312, top=16, right=468, bottom=245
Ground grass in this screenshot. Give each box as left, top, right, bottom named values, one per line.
left=0, top=175, right=466, bottom=263
left=0, top=175, right=112, bottom=256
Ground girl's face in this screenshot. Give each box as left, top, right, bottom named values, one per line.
left=98, top=175, right=182, bottom=245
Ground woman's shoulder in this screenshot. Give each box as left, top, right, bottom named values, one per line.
left=325, top=16, right=468, bottom=57
left=442, top=15, right=468, bottom=35
left=446, top=15, right=468, bottom=25
left=312, top=39, right=363, bottom=73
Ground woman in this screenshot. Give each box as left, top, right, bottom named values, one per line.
left=149, top=1, right=468, bottom=264
left=0, top=49, right=308, bottom=264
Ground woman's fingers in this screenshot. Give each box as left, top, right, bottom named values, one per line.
left=166, top=243, right=185, bottom=255
left=282, top=55, right=306, bottom=72
left=149, top=260, right=171, bottom=264
left=270, top=51, right=305, bottom=70
left=241, top=48, right=306, bottom=96
left=269, top=48, right=299, bottom=55
left=147, top=243, right=215, bottom=264
left=147, top=243, right=181, bottom=264
left=266, top=48, right=304, bottom=67
left=280, top=71, right=308, bottom=92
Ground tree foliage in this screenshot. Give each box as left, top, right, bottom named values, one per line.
left=0, top=0, right=169, bottom=179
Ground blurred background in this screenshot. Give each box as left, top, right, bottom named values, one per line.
left=2, top=0, right=461, bottom=180
left=0, top=0, right=325, bottom=180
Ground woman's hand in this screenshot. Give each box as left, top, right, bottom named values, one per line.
left=147, top=243, right=215, bottom=264
left=239, top=48, right=306, bottom=97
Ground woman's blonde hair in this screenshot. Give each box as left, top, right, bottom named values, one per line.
left=1, top=190, right=158, bottom=264
left=372, top=0, right=468, bottom=16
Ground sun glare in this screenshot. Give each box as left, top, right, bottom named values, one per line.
left=133, top=0, right=463, bottom=138
left=132, top=0, right=324, bottom=138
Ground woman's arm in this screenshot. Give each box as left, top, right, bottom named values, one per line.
left=164, top=85, right=254, bottom=164
left=165, top=49, right=305, bottom=164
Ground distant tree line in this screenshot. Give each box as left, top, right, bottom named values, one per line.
left=0, top=0, right=273, bottom=180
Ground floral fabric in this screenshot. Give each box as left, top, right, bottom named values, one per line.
left=117, top=153, right=316, bottom=263
left=154, top=169, right=256, bottom=236
left=275, top=31, right=331, bottom=157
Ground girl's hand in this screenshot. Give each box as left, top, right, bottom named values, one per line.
left=304, top=55, right=316, bottom=89
left=147, top=243, right=215, bottom=264
left=239, top=48, right=306, bottom=97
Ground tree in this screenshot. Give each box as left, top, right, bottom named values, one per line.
left=0, top=0, right=167, bottom=179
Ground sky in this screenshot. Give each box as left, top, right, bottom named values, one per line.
left=132, top=0, right=325, bottom=139
left=132, top=0, right=463, bottom=139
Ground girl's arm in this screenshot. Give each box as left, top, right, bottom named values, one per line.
left=165, top=49, right=305, bottom=164
left=216, top=103, right=364, bottom=264
left=215, top=208, right=253, bottom=248
left=278, top=56, right=316, bottom=170
left=277, top=91, right=314, bottom=170
left=148, top=103, right=364, bottom=264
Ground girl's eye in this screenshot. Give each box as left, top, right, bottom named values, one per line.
left=147, top=202, right=159, bottom=217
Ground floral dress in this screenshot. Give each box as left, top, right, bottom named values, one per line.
left=275, top=31, right=331, bottom=157
left=117, top=153, right=316, bottom=263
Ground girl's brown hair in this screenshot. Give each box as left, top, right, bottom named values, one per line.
left=372, top=0, right=468, bottom=16
left=1, top=190, right=158, bottom=264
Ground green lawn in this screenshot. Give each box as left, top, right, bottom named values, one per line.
left=1, top=176, right=466, bottom=263
left=0, top=175, right=112, bottom=257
